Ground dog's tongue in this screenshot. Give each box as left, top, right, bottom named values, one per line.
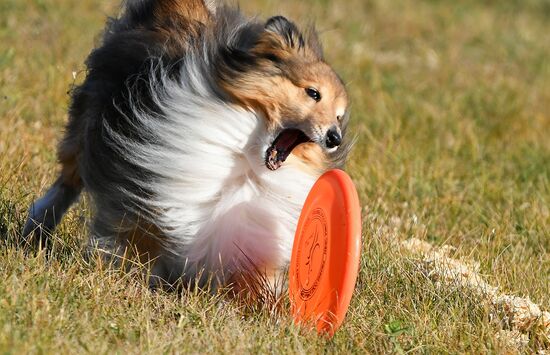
left=265, top=129, right=311, bottom=171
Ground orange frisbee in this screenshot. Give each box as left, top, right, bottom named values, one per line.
left=289, top=169, right=362, bottom=337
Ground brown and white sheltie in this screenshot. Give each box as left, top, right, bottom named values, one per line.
left=23, top=0, right=351, bottom=292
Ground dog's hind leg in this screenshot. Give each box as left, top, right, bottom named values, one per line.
left=22, top=177, right=82, bottom=247
left=22, top=132, right=83, bottom=248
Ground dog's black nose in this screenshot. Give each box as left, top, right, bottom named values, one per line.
left=325, top=127, right=342, bottom=149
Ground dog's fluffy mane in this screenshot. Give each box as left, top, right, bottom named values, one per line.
left=30, top=0, right=352, bottom=289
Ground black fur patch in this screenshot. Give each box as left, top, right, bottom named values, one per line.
left=265, top=16, right=305, bottom=49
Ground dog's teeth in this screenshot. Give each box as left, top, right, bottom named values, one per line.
left=266, top=146, right=279, bottom=170
left=266, top=146, right=285, bottom=170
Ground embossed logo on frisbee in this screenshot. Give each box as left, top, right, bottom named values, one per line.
left=296, top=207, right=328, bottom=300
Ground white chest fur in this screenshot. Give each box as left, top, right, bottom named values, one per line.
left=106, top=67, right=319, bottom=284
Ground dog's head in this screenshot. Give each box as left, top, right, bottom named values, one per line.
left=217, top=16, right=350, bottom=172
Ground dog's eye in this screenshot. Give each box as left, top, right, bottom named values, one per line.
left=305, top=88, right=321, bottom=102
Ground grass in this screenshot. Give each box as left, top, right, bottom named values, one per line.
left=1, top=0, right=549, bottom=353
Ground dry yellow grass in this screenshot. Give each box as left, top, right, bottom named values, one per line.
left=1, top=0, right=549, bottom=353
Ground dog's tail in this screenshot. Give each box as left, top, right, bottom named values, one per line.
left=22, top=175, right=82, bottom=248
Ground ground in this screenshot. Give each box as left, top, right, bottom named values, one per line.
left=1, top=0, right=549, bottom=353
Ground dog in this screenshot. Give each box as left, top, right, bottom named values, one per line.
left=23, top=0, right=351, bottom=292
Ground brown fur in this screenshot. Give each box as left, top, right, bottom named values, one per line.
left=289, top=144, right=329, bottom=173
left=155, top=0, right=212, bottom=41
left=124, top=223, right=165, bottom=264
left=221, top=35, right=348, bottom=130
left=219, top=28, right=349, bottom=171
left=155, top=0, right=211, bottom=21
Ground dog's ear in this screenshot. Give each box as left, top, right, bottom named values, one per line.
left=264, top=16, right=305, bottom=51
left=304, top=25, right=324, bottom=60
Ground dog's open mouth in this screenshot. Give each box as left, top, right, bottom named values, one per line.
left=265, top=129, right=313, bottom=171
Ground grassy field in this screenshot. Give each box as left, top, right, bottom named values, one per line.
left=1, top=0, right=549, bottom=353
